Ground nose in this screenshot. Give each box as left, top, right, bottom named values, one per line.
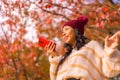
left=62, top=31, right=66, bottom=36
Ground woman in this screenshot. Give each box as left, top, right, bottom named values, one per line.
left=45, top=15, right=120, bottom=80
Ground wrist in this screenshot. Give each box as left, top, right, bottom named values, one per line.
left=50, top=51, right=59, bottom=58
left=104, top=46, right=116, bottom=57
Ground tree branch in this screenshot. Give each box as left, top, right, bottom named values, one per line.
left=17, top=52, right=28, bottom=80
left=12, top=58, right=19, bottom=80
left=87, top=26, right=120, bottom=35
left=41, top=8, right=70, bottom=20
left=46, top=2, right=82, bottom=14
left=0, top=25, right=9, bottom=44
left=29, top=1, right=70, bottom=20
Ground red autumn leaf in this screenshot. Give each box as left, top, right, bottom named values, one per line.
left=60, top=0, right=65, bottom=2
left=110, top=11, right=118, bottom=16
left=6, top=19, right=13, bottom=25
left=0, top=54, right=7, bottom=65
left=3, top=0, right=8, bottom=5
left=49, top=0, right=53, bottom=2
left=38, top=0, right=43, bottom=4
left=28, top=52, right=36, bottom=61
left=19, top=27, right=27, bottom=34
left=6, top=19, right=16, bottom=26
left=46, top=18, right=52, bottom=24
left=10, top=46, right=19, bottom=53
left=96, top=21, right=105, bottom=29
left=45, top=4, right=52, bottom=8
left=21, top=3, right=25, bottom=8
left=102, top=7, right=108, bottom=13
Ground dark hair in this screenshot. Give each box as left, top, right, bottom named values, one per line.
left=56, top=29, right=88, bottom=74
left=75, top=29, right=87, bottom=50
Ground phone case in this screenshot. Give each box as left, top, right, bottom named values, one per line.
left=38, top=37, right=51, bottom=48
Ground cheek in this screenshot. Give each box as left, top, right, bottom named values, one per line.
left=67, top=33, right=76, bottom=42
left=67, top=29, right=74, bottom=37
left=70, top=30, right=76, bottom=38
left=71, top=34, right=76, bottom=40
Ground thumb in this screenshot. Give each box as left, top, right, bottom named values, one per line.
left=105, top=35, right=110, bottom=42
left=105, top=35, right=110, bottom=46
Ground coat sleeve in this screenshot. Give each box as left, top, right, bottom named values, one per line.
left=87, top=40, right=120, bottom=78
left=103, top=47, right=120, bottom=78
left=48, top=55, right=62, bottom=80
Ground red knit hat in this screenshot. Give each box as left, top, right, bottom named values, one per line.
left=62, top=15, right=88, bottom=35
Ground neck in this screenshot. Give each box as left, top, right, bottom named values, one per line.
left=71, top=41, right=76, bottom=49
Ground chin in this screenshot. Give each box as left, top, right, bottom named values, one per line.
left=64, top=38, right=72, bottom=44
left=64, top=40, right=71, bottom=44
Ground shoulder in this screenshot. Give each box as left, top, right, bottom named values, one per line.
left=68, top=40, right=103, bottom=58
left=85, top=40, right=102, bottom=48
left=87, top=40, right=100, bottom=45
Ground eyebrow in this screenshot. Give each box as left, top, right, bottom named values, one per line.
left=65, top=27, right=70, bottom=29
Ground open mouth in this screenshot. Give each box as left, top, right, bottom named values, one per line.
left=63, top=36, right=68, bottom=41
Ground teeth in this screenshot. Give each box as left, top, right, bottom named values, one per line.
left=63, top=36, right=68, bottom=41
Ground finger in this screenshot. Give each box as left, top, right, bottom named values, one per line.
left=51, top=43, right=56, bottom=51
left=117, top=31, right=120, bottom=38
left=49, top=42, right=55, bottom=50
left=44, top=45, right=47, bottom=50
left=47, top=42, right=52, bottom=49
left=105, top=35, right=111, bottom=47
left=110, top=31, right=120, bottom=39
left=105, top=35, right=110, bottom=41
left=105, top=35, right=110, bottom=43
left=115, top=36, right=119, bottom=42
left=113, top=33, right=119, bottom=42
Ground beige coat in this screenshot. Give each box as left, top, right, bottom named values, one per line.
left=49, top=40, right=120, bottom=80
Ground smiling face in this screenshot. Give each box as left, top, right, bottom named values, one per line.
left=62, top=26, right=76, bottom=46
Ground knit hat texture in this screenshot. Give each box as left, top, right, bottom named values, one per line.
left=62, top=15, right=88, bottom=35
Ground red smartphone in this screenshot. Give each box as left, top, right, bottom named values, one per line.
left=38, top=37, right=56, bottom=48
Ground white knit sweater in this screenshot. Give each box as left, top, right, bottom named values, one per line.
left=49, top=40, right=120, bottom=80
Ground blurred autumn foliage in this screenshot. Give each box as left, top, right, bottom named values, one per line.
left=0, top=0, right=120, bottom=80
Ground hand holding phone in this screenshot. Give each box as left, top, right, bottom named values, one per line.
left=38, top=37, right=57, bottom=57
left=38, top=37, right=56, bottom=48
